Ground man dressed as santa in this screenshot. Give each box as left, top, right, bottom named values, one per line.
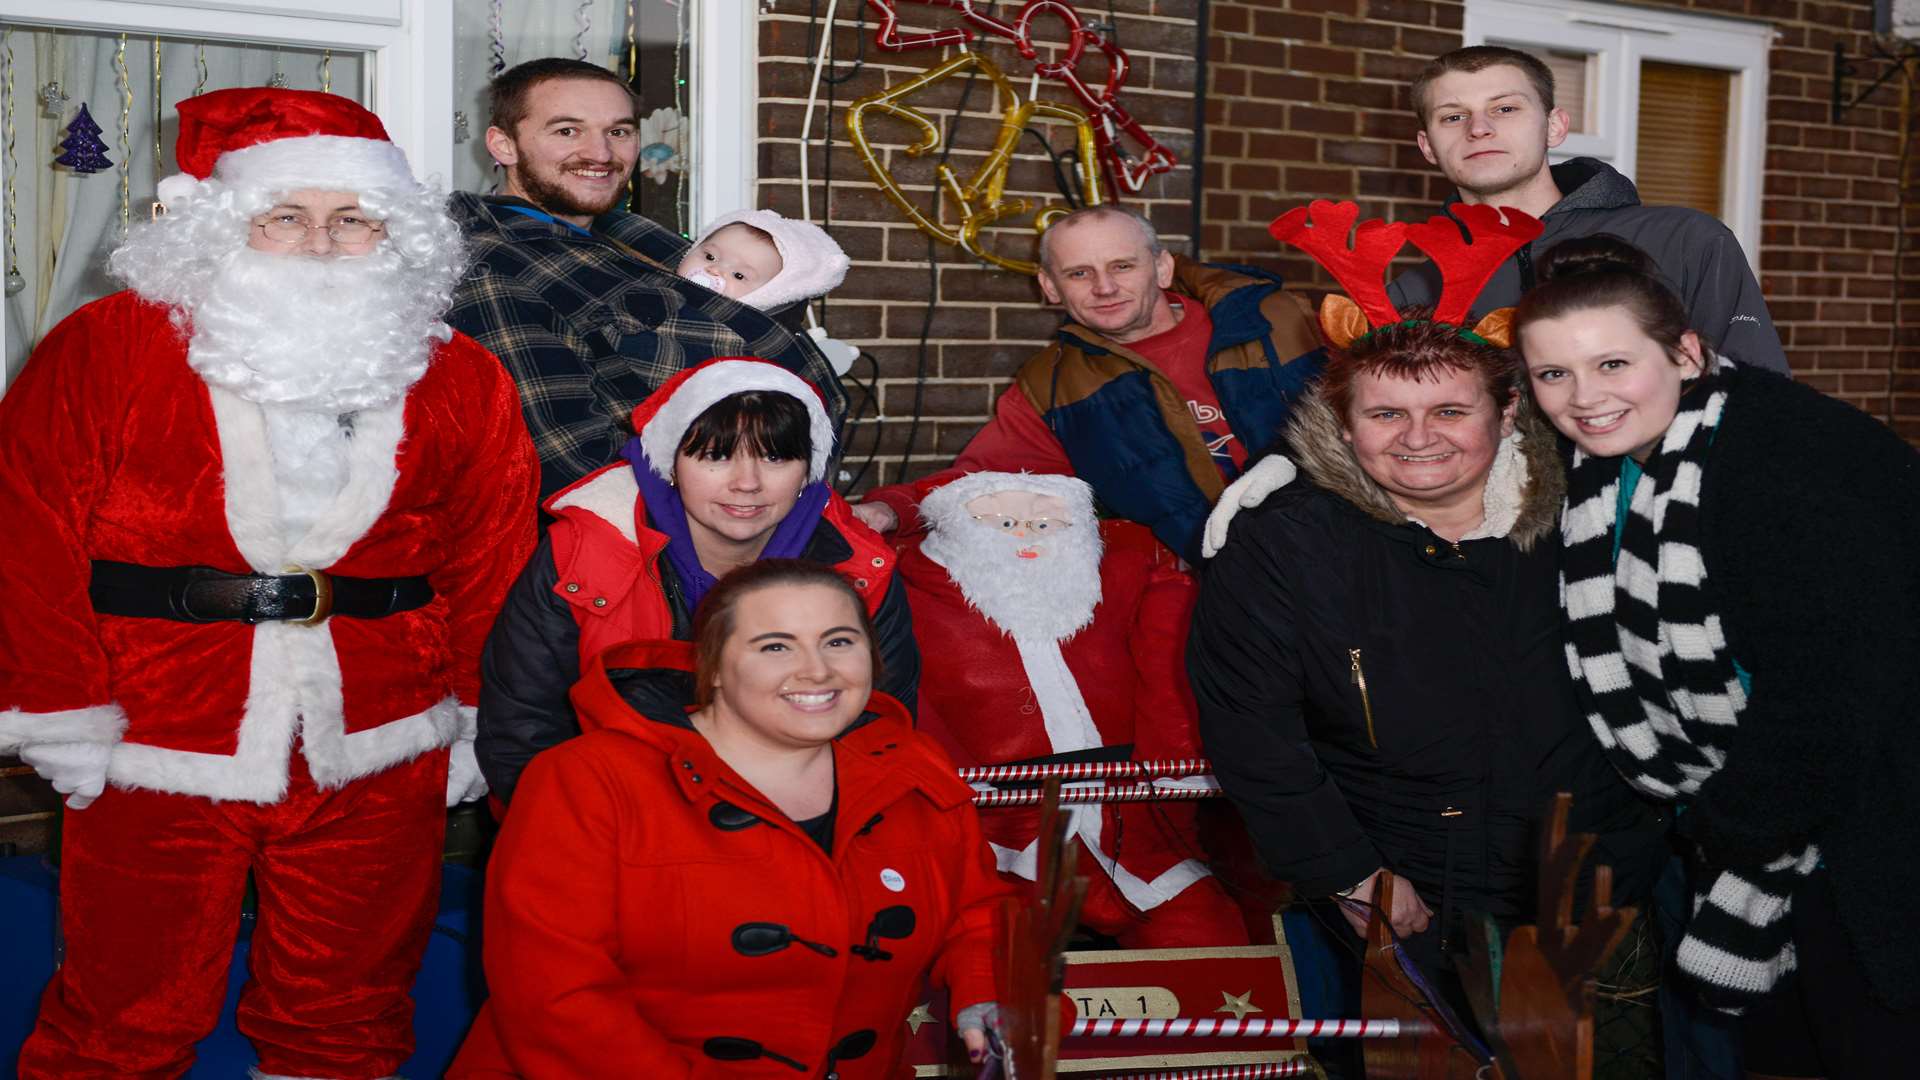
left=906, top=472, right=1248, bottom=947
left=0, top=88, right=537, bottom=1078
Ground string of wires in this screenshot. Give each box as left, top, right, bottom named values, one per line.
left=802, top=0, right=1109, bottom=495
left=801, top=1, right=888, bottom=495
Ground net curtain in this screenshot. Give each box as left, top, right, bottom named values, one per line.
left=3, top=0, right=663, bottom=382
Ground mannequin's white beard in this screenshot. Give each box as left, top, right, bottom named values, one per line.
left=921, top=518, right=1104, bottom=643
left=182, top=245, right=437, bottom=412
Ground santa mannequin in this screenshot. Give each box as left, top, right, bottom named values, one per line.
left=0, top=88, right=536, bottom=1078
left=904, top=472, right=1248, bottom=947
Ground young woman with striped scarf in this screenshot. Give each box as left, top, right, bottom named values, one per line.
left=1515, top=235, right=1920, bottom=1079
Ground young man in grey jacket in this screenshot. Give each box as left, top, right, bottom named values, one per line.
left=1391, top=45, right=1787, bottom=374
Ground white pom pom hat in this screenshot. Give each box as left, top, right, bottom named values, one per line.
left=630, top=358, right=837, bottom=484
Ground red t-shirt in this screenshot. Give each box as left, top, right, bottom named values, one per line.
left=1123, top=297, right=1244, bottom=476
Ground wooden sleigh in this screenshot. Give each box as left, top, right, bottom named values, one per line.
left=925, top=782, right=1637, bottom=1080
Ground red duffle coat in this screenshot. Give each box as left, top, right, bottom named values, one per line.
left=449, top=639, right=1009, bottom=1078
left=0, top=292, right=537, bottom=800
left=900, top=520, right=1216, bottom=914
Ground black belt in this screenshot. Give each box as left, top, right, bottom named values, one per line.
left=89, top=560, right=433, bottom=624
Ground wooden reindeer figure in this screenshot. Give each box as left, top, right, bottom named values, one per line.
left=990, top=779, right=1088, bottom=1080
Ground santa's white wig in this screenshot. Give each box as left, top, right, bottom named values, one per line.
left=920, top=471, right=1105, bottom=643
left=108, top=174, right=467, bottom=333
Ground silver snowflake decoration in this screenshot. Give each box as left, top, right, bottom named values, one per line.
left=453, top=110, right=471, bottom=144
left=265, top=70, right=288, bottom=89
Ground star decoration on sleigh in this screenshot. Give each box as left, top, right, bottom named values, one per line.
left=1216, top=989, right=1262, bottom=1021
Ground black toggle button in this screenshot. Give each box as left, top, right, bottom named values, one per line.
left=708, top=800, right=764, bottom=831
left=850, top=904, right=916, bottom=961
left=825, top=1028, right=879, bottom=1077
left=703, top=1036, right=808, bottom=1071
left=732, top=921, right=838, bottom=958
left=833, top=1029, right=877, bottom=1059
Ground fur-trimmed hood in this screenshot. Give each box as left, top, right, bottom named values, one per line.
left=1283, top=385, right=1565, bottom=551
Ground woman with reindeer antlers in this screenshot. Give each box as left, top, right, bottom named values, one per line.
left=1187, top=202, right=1664, bottom=998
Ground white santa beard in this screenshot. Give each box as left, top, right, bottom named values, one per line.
left=262, top=408, right=352, bottom=538
left=185, top=245, right=435, bottom=412
left=920, top=519, right=1103, bottom=643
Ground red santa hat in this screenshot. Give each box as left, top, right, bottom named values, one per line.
left=155, top=87, right=416, bottom=209
left=695, top=210, right=850, bottom=310
left=630, top=358, right=837, bottom=484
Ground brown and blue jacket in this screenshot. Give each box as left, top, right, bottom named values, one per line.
left=1014, top=257, right=1323, bottom=561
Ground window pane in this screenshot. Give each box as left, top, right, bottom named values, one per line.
left=1635, top=61, right=1730, bottom=216
left=1534, top=49, right=1593, bottom=134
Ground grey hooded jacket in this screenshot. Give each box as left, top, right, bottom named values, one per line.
left=1389, top=158, right=1788, bottom=373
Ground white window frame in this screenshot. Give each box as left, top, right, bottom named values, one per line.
left=1465, top=0, right=1773, bottom=269
left=0, top=0, right=451, bottom=371
left=688, top=0, right=758, bottom=229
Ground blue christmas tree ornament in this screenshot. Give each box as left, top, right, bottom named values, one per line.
left=54, top=103, right=113, bottom=174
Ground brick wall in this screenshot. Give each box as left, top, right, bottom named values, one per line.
left=758, top=1, right=1202, bottom=489
left=1201, top=0, right=1920, bottom=443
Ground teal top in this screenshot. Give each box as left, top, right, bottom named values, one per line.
left=1612, top=457, right=1753, bottom=695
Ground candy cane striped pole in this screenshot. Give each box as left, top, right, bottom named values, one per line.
left=971, top=784, right=1217, bottom=808
left=957, top=758, right=1210, bottom=784
left=1068, top=1017, right=1412, bottom=1038
left=1098, top=1060, right=1315, bottom=1080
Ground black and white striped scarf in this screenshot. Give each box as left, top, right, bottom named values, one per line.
left=1558, top=358, right=1818, bottom=1012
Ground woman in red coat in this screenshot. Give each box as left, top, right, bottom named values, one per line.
left=450, top=561, right=1007, bottom=1077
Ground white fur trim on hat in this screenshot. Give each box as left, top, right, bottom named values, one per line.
left=697, top=209, right=850, bottom=311
left=155, top=173, right=200, bottom=211
left=212, top=134, right=418, bottom=197
left=918, top=471, right=1097, bottom=531
left=640, top=360, right=835, bottom=484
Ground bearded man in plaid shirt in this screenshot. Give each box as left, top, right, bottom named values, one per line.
left=449, top=58, right=846, bottom=500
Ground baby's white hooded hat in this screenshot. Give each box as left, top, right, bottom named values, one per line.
left=692, top=209, right=850, bottom=311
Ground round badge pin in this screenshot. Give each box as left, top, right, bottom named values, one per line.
left=880, top=868, right=906, bottom=892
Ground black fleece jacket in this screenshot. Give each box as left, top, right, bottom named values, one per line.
left=1680, top=364, right=1920, bottom=1009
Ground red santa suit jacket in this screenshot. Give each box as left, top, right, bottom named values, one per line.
left=900, top=519, right=1214, bottom=913
left=449, top=640, right=1007, bottom=1078
left=0, top=292, right=537, bottom=800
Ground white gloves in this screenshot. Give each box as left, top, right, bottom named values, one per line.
left=1201, top=455, right=1298, bottom=558
left=20, top=740, right=113, bottom=810
left=447, top=737, right=488, bottom=807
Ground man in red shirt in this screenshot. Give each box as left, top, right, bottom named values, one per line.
left=853, top=205, right=1322, bottom=563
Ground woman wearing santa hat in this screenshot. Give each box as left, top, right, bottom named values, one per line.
left=476, top=356, right=918, bottom=806
left=450, top=560, right=1005, bottom=1077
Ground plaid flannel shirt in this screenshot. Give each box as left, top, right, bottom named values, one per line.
left=446, top=193, right=848, bottom=500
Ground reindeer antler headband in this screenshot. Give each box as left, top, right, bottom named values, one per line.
left=1268, top=200, right=1543, bottom=349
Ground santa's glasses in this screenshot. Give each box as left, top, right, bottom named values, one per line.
left=253, top=213, right=385, bottom=245
left=972, top=515, right=1072, bottom=533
